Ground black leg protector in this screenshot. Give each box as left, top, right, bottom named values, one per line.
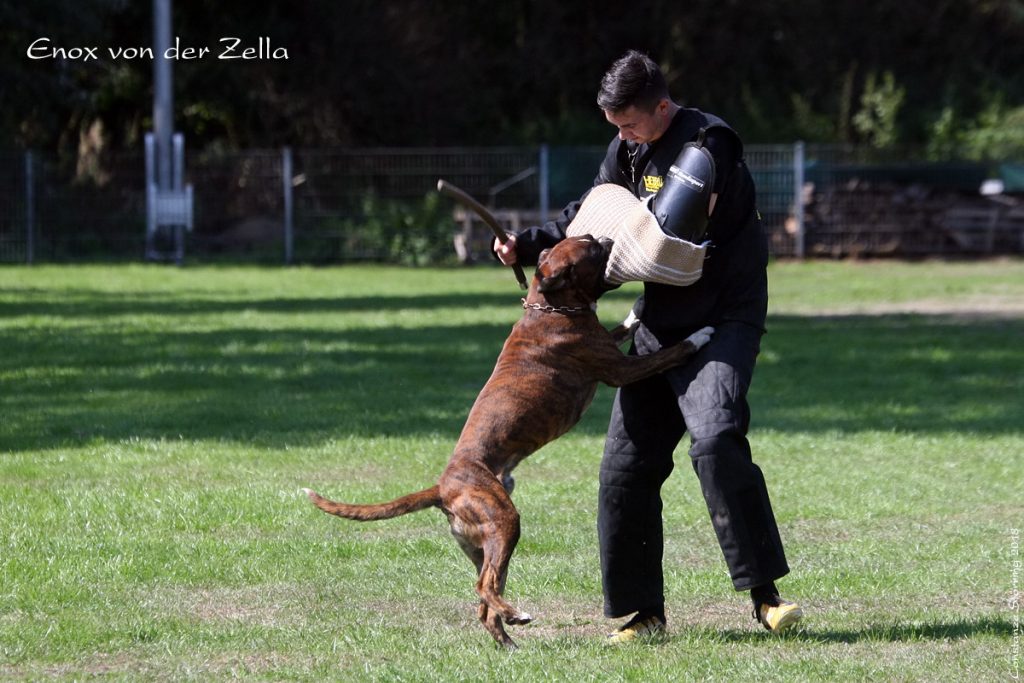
left=598, top=373, right=684, bottom=618
left=688, top=431, right=789, bottom=589
left=668, top=321, right=790, bottom=590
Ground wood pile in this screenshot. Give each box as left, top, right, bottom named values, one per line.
left=801, top=180, right=1023, bottom=257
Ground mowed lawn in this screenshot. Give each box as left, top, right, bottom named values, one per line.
left=1, top=259, right=1022, bottom=681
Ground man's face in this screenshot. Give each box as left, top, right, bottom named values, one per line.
left=604, top=100, right=671, bottom=144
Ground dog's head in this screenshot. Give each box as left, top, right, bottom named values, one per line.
left=532, top=235, right=615, bottom=304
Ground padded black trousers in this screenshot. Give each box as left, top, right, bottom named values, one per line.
left=598, top=321, right=790, bottom=618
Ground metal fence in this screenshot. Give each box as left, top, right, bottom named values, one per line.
left=0, top=153, right=29, bottom=263
left=2, top=144, right=1022, bottom=264
left=1, top=150, right=146, bottom=263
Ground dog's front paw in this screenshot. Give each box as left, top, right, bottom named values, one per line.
left=685, top=326, right=714, bottom=350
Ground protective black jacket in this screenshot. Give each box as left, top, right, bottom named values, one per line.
left=513, top=107, right=768, bottom=350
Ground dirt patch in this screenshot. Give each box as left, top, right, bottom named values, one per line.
left=145, top=584, right=309, bottom=628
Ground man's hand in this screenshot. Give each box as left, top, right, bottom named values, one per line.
left=493, top=235, right=518, bottom=266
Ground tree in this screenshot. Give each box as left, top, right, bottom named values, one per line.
left=2, top=0, right=1022, bottom=160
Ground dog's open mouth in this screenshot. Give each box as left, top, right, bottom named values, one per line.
left=591, top=235, right=613, bottom=262
left=595, top=237, right=617, bottom=291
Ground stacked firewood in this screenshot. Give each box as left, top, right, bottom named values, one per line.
left=800, top=180, right=1020, bottom=257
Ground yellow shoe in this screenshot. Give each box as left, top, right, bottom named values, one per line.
left=606, top=614, right=666, bottom=644
left=754, top=597, right=803, bottom=632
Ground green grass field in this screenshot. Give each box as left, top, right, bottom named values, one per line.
left=1, top=259, right=1022, bottom=681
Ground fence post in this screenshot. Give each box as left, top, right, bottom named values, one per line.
left=282, top=146, right=294, bottom=265
left=793, top=140, right=805, bottom=259
left=25, top=150, right=35, bottom=265
left=538, top=144, right=549, bottom=222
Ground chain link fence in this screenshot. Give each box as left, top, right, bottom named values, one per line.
left=2, top=144, right=1021, bottom=264
left=0, top=153, right=29, bottom=263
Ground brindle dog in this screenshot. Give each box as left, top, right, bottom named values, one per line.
left=304, top=235, right=712, bottom=648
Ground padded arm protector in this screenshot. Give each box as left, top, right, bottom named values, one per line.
left=651, top=131, right=717, bottom=243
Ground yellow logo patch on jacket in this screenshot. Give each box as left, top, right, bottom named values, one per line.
left=643, top=175, right=664, bottom=193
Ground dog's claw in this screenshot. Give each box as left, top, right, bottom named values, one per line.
left=685, top=326, right=715, bottom=349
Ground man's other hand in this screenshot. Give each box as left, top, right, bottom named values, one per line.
left=494, top=235, right=518, bottom=266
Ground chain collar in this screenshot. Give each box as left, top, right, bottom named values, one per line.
left=521, top=298, right=595, bottom=315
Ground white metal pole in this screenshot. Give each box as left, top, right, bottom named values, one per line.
left=282, top=147, right=294, bottom=265
left=793, top=140, right=805, bottom=259
left=153, top=0, right=173, bottom=194
left=172, top=132, right=185, bottom=264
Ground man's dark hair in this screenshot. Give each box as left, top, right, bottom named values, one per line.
left=596, top=50, right=669, bottom=113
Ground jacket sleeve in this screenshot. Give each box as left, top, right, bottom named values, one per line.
left=702, top=127, right=741, bottom=194
left=510, top=139, right=625, bottom=266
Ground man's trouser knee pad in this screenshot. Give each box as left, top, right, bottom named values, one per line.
left=688, top=433, right=789, bottom=589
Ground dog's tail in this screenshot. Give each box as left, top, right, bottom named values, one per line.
left=302, top=486, right=441, bottom=521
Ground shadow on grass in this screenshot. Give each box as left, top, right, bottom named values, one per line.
left=0, top=290, right=517, bottom=319
left=712, top=615, right=1013, bottom=643
left=1, top=288, right=1021, bottom=452
left=753, top=314, right=1023, bottom=434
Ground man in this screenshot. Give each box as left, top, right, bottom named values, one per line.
left=494, top=50, right=802, bottom=642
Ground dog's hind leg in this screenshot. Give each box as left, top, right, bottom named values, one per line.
left=451, top=517, right=521, bottom=648
left=453, top=531, right=518, bottom=648
left=478, top=601, right=517, bottom=649
left=443, top=471, right=533, bottom=645
left=448, top=502, right=518, bottom=647
left=473, top=501, right=533, bottom=628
